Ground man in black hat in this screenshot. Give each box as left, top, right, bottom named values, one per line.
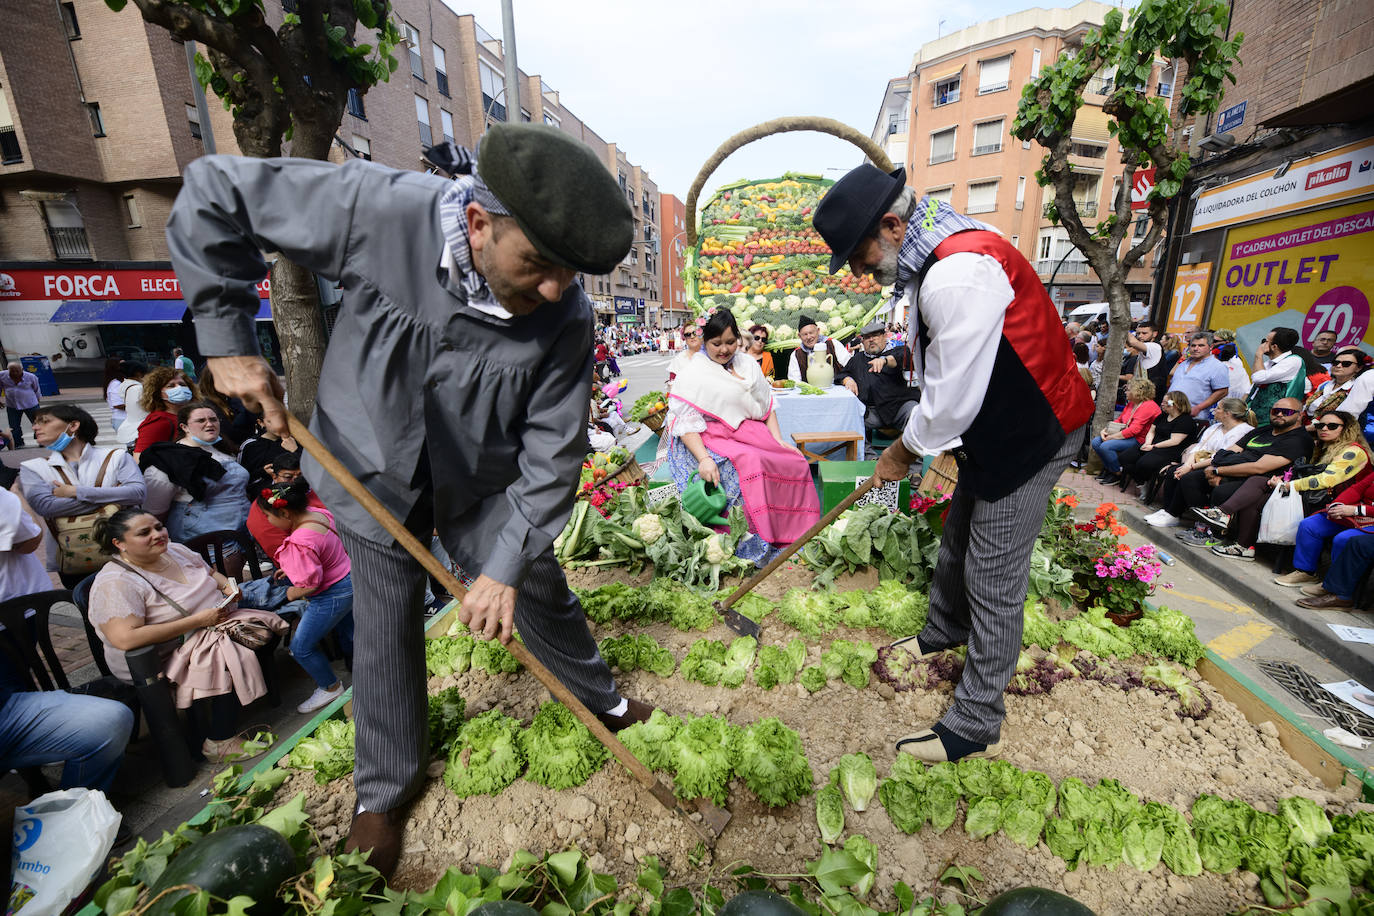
left=840, top=320, right=920, bottom=444
left=786, top=314, right=851, bottom=383
left=814, top=165, right=1093, bottom=764
left=165, top=123, right=655, bottom=875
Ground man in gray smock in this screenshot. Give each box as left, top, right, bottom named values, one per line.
left=165, top=124, right=652, bottom=876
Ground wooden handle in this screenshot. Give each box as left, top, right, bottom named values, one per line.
left=718, top=475, right=882, bottom=612
left=287, top=418, right=712, bottom=838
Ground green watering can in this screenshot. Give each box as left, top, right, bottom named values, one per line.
left=681, top=472, right=729, bottom=527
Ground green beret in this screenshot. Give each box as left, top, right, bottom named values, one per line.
left=478, top=123, right=634, bottom=275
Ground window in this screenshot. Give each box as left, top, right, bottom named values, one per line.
left=347, top=88, right=366, bottom=119
left=351, top=134, right=371, bottom=160
left=414, top=94, right=431, bottom=147
left=978, top=54, right=1011, bottom=94
left=439, top=109, right=455, bottom=145
left=926, top=186, right=953, bottom=204
left=1112, top=177, right=1122, bottom=210
left=967, top=179, right=999, bottom=213
left=404, top=23, right=423, bottom=80
left=123, top=193, right=140, bottom=228
left=60, top=2, right=80, bottom=38
left=86, top=102, right=105, bottom=137
left=1031, top=48, right=1041, bottom=77
left=0, top=126, right=20, bottom=164
left=41, top=199, right=91, bottom=260
left=972, top=118, right=1003, bottom=155
left=186, top=103, right=201, bottom=140
left=1015, top=176, right=1026, bottom=210
left=1022, top=139, right=1032, bottom=150
left=433, top=44, right=448, bottom=96
left=479, top=61, right=505, bottom=121
left=934, top=76, right=960, bottom=107
left=1088, top=68, right=1114, bottom=95
left=1073, top=172, right=1101, bottom=217
left=1070, top=140, right=1107, bottom=159
left=929, top=127, right=956, bottom=165
left=544, top=111, right=561, bottom=128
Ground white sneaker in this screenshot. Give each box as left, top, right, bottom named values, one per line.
left=297, top=682, right=344, bottom=714
left=1147, top=512, right=1181, bottom=528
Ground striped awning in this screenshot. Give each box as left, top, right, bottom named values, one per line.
left=926, top=64, right=964, bottom=84
left=1071, top=106, right=1112, bottom=143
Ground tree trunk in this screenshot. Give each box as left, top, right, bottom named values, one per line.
left=1091, top=264, right=1135, bottom=432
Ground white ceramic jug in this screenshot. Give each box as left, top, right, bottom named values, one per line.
left=807, top=349, right=834, bottom=389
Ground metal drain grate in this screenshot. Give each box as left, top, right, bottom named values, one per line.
left=1256, top=660, right=1374, bottom=739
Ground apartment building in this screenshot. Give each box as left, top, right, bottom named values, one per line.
left=872, top=0, right=1162, bottom=311
left=0, top=0, right=664, bottom=380
left=659, top=193, right=688, bottom=329
left=1156, top=0, right=1372, bottom=356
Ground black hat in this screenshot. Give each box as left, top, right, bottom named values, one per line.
left=813, top=164, right=908, bottom=274
left=798, top=314, right=817, bottom=331
left=478, top=123, right=634, bottom=275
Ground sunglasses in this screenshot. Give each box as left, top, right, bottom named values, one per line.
left=1313, top=421, right=1344, bottom=431
left=1270, top=407, right=1299, bottom=417
left=1333, top=360, right=1359, bottom=367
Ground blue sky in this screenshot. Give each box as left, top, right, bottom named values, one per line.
left=442, top=0, right=1107, bottom=203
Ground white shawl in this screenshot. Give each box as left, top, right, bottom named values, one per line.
left=669, top=353, right=773, bottom=432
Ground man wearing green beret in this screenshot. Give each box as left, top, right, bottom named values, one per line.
left=166, top=124, right=652, bottom=876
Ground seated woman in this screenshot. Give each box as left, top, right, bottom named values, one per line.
left=1119, top=390, right=1197, bottom=496
left=1146, top=398, right=1254, bottom=527
left=257, top=480, right=354, bottom=714
left=1091, top=378, right=1160, bottom=486
left=1201, top=409, right=1369, bottom=559
left=133, top=366, right=198, bottom=459
left=88, top=509, right=287, bottom=761
left=1304, top=348, right=1374, bottom=423
left=19, top=404, right=147, bottom=588
left=747, top=325, right=775, bottom=379
left=1276, top=466, right=1374, bottom=589
left=666, top=308, right=820, bottom=563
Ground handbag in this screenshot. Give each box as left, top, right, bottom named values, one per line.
left=109, top=558, right=267, bottom=648
left=47, top=451, right=119, bottom=576
left=1290, top=461, right=1332, bottom=510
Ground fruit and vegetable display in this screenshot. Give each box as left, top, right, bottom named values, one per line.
left=685, top=176, right=894, bottom=352
left=95, top=479, right=1373, bottom=916
left=628, top=391, right=668, bottom=422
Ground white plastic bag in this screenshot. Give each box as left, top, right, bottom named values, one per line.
left=1258, top=486, right=1304, bottom=546
left=9, top=788, right=120, bottom=916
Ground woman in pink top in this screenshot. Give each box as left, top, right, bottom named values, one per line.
left=259, top=479, right=354, bottom=714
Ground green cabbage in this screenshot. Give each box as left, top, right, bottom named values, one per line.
left=777, top=588, right=841, bottom=638
left=1001, top=797, right=1047, bottom=848
left=427, top=686, right=466, bottom=757
left=816, top=784, right=846, bottom=844
left=877, top=778, right=925, bottom=834
left=722, top=636, right=758, bottom=689
left=285, top=718, right=356, bottom=784
left=964, top=797, right=1002, bottom=839
left=1278, top=796, right=1333, bottom=848
left=799, top=665, right=827, bottom=693
left=668, top=715, right=739, bottom=804
left=843, top=835, right=878, bottom=898
left=520, top=701, right=609, bottom=790
left=618, top=708, right=680, bottom=772
left=832, top=753, right=878, bottom=812
left=425, top=635, right=475, bottom=677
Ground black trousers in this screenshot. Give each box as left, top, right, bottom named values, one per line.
left=1167, top=467, right=1244, bottom=518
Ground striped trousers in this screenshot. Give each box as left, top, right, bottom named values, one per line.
left=340, top=528, right=619, bottom=812
left=920, top=427, right=1082, bottom=744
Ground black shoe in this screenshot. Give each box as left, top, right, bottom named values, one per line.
left=596, top=697, right=655, bottom=732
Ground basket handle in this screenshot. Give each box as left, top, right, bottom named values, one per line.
left=685, top=116, right=895, bottom=248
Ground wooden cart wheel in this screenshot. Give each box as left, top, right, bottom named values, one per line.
left=685, top=116, right=895, bottom=248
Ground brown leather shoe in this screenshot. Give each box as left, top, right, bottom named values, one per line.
left=1296, top=593, right=1354, bottom=610
left=595, top=697, right=655, bottom=732
left=344, top=808, right=408, bottom=878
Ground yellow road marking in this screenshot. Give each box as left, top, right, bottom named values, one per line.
left=1162, top=589, right=1253, bottom=616
left=1207, top=621, right=1276, bottom=659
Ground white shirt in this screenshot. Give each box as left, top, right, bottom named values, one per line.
left=0, top=490, right=53, bottom=603
left=899, top=251, right=1014, bottom=456
left=1134, top=339, right=1162, bottom=371
left=1182, top=421, right=1254, bottom=465
left=786, top=337, right=852, bottom=383
left=1250, top=351, right=1303, bottom=386
left=105, top=378, right=126, bottom=426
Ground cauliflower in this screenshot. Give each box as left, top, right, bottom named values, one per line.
left=821, top=297, right=838, bottom=312
left=784, top=294, right=802, bottom=310
left=777, top=324, right=795, bottom=340
left=734, top=297, right=750, bottom=311
left=701, top=297, right=717, bottom=309
left=753, top=294, right=768, bottom=306
left=802, top=296, right=820, bottom=311
left=704, top=534, right=730, bottom=565
left=769, top=300, right=782, bottom=312
left=631, top=514, right=665, bottom=546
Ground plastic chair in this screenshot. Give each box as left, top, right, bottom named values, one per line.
left=184, top=528, right=266, bottom=580
left=69, top=573, right=115, bottom=679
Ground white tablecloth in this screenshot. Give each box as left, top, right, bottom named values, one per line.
left=772, top=386, right=865, bottom=456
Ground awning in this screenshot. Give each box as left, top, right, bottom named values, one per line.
left=1261, top=75, right=1374, bottom=127
left=927, top=64, right=964, bottom=84
left=49, top=298, right=274, bottom=323
left=1071, top=106, right=1112, bottom=143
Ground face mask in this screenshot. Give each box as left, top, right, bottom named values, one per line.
left=165, top=386, right=192, bottom=404
left=47, top=431, right=74, bottom=452
left=191, top=434, right=222, bottom=447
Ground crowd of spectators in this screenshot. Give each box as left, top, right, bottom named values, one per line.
left=1071, top=316, right=1374, bottom=611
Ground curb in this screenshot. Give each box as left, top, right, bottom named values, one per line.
left=1118, top=501, right=1374, bottom=679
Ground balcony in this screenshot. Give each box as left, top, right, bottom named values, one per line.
left=49, top=226, right=92, bottom=260
left=1069, top=141, right=1106, bottom=159
left=972, top=142, right=1002, bottom=156
left=436, top=70, right=449, bottom=96
left=483, top=93, right=506, bottom=122
left=0, top=125, right=21, bottom=164
left=418, top=122, right=432, bottom=147
left=1087, top=77, right=1113, bottom=95
left=1037, top=257, right=1089, bottom=277
left=1075, top=200, right=1098, bottom=217
left=967, top=202, right=996, bottom=214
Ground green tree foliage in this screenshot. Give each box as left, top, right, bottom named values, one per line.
left=1013, top=0, right=1242, bottom=428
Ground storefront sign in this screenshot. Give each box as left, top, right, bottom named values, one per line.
left=1191, top=137, right=1374, bottom=232
left=1130, top=168, right=1156, bottom=211
left=0, top=267, right=270, bottom=300
left=1166, top=263, right=1213, bottom=334
left=613, top=296, right=637, bottom=315
left=1210, top=199, right=1374, bottom=352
